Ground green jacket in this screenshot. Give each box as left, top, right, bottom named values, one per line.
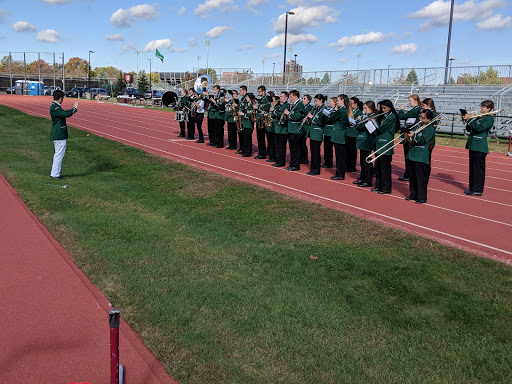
left=267, top=101, right=279, bottom=133
left=50, top=101, right=77, bottom=141
left=465, top=115, right=494, bottom=153
left=216, top=96, right=226, bottom=121
left=275, top=102, right=289, bottom=135
left=323, top=107, right=335, bottom=137
left=374, top=113, right=396, bottom=156
left=327, top=106, right=348, bottom=145
left=398, top=105, right=421, bottom=130
left=225, top=99, right=238, bottom=123
left=305, top=104, right=326, bottom=142
left=179, top=96, right=190, bottom=109
left=242, top=98, right=255, bottom=129
left=347, top=108, right=362, bottom=137
left=287, top=100, right=306, bottom=134
left=407, top=122, right=436, bottom=164
left=355, top=113, right=376, bottom=151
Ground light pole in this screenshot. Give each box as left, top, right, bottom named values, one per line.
left=283, top=11, right=295, bottom=85
left=387, top=64, right=391, bottom=85
left=356, top=52, right=361, bottom=71
left=444, top=0, right=455, bottom=84
left=448, top=57, right=455, bottom=84
left=148, top=58, right=152, bottom=91
left=197, top=56, right=201, bottom=73
left=88, top=50, right=94, bottom=99
left=204, top=40, right=211, bottom=75
left=272, top=62, right=276, bottom=85
left=135, top=50, right=140, bottom=73
left=262, top=59, right=265, bottom=83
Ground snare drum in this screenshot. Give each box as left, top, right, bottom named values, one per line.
left=174, top=110, right=189, bottom=122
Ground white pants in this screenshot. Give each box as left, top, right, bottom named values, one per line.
left=51, top=139, right=67, bottom=177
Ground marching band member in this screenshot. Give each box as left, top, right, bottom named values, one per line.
left=283, top=90, right=305, bottom=171
left=372, top=100, right=399, bottom=194
left=347, top=97, right=363, bottom=172
left=405, top=109, right=436, bottom=204
left=255, top=85, right=270, bottom=159
left=266, top=91, right=277, bottom=163
left=462, top=100, right=495, bottom=196
left=193, top=92, right=205, bottom=143
left=327, top=94, right=349, bottom=180
left=421, top=97, right=437, bottom=177
left=187, top=88, right=197, bottom=140
left=238, top=92, right=256, bottom=157
left=177, top=88, right=190, bottom=138
left=398, top=94, right=421, bottom=181
left=300, top=94, right=313, bottom=165
left=272, top=91, right=289, bottom=167
left=237, top=86, right=248, bottom=154
left=225, top=90, right=239, bottom=150
left=322, top=97, right=337, bottom=169
left=205, top=87, right=218, bottom=146
left=214, top=86, right=226, bottom=148
left=304, top=94, right=327, bottom=175
left=354, top=100, right=377, bottom=187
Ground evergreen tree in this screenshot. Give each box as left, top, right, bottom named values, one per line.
left=136, top=70, right=150, bottom=92
left=320, top=72, right=330, bottom=84
left=406, top=68, right=418, bottom=84
left=114, top=70, right=127, bottom=92
left=96, top=68, right=107, bottom=79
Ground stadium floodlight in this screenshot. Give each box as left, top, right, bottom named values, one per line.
left=283, top=11, right=294, bottom=85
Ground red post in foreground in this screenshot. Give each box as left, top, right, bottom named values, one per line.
left=109, top=309, right=120, bottom=384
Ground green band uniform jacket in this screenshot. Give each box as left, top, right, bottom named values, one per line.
left=305, top=105, right=326, bottom=142
left=287, top=100, right=306, bottom=134
left=374, top=113, right=397, bottom=156
left=347, top=108, right=362, bottom=138
left=398, top=105, right=421, bottom=130
left=465, top=114, right=494, bottom=154
left=355, top=113, right=376, bottom=151
left=274, top=102, right=289, bottom=135
left=50, top=101, right=77, bottom=141
left=326, top=106, right=348, bottom=145
left=407, top=122, right=436, bottom=164
left=323, top=107, right=335, bottom=137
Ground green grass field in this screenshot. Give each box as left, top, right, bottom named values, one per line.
left=1, top=104, right=511, bottom=383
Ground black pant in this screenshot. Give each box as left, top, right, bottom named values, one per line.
left=195, top=113, right=204, bottom=141
left=242, top=128, right=253, bottom=156
left=215, top=118, right=225, bottom=147
left=323, top=135, right=334, bottom=166
left=288, top=133, right=303, bottom=168
left=187, top=117, right=195, bottom=139
left=300, top=135, right=308, bottom=162
left=346, top=136, right=357, bottom=171
left=469, top=150, right=487, bottom=193
left=403, top=141, right=411, bottom=178
left=238, top=128, right=244, bottom=151
left=267, top=131, right=276, bottom=160
left=256, top=125, right=267, bottom=156
left=179, top=121, right=186, bottom=137
left=375, top=155, right=392, bottom=192
left=359, top=149, right=373, bottom=185
left=207, top=117, right=215, bottom=144
left=275, top=133, right=288, bottom=165
left=310, top=140, right=321, bottom=173
left=333, top=142, right=347, bottom=177
left=409, top=161, right=430, bottom=201
left=227, top=122, right=237, bottom=148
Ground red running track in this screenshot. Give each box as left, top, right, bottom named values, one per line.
left=2, top=95, right=512, bottom=264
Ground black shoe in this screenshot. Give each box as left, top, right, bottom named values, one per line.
left=321, top=164, right=333, bottom=168
left=465, top=190, right=482, bottom=196
left=177, top=134, right=185, bottom=138
left=398, top=176, right=409, bottom=181
left=307, top=171, right=320, bottom=176
left=472, top=192, right=482, bottom=196
left=415, top=200, right=427, bottom=204
left=287, top=166, right=300, bottom=171
left=378, top=190, right=392, bottom=194
left=272, top=163, right=285, bottom=167
left=300, top=160, right=309, bottom=164
left=235, top=150, right=241, bottom=154
left=405, top=196, right=415, bottom=201
left=185, top=137, right=194, bottom=140
left=254, top=155, right=266, bottom=159
left=266, top=158, right=276, bottom=162
left=242, top=154, right=251, bottom=157
left=215, top=145, right=223, bottom=148
left=353, top=179, right=362, bottom=185
left=51, top=176, right=64, bottom=180
left=346, top=169, right=357, bottom=173
left=226, top=146, right=233, bottom=150
left=371, top=188, right=380, bottom=192
left=331, top=176, right=344, bottom=180
left=195, top=139, right=204, bottom=143
left=358, top=183, right=372, bottom=188
left=206, top=142, right=213, bottom=146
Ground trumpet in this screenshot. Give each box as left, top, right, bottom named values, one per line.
left=356, top=111, right=388, bottom=125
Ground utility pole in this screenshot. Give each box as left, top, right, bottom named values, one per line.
left=444, top=0, right=455, bottom=84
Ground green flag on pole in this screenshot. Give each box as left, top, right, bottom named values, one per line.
left=155, top=49, right=164, bottom=63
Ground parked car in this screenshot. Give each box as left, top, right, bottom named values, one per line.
left=6, top=86, right=15, bottom=94
left=66, top=87, right=88, bottom=98
left=144, top=89, right=163, bottom=99
left=116, top=87, right=144, bottom=99
left=90, top=88, right=110, bottom=98
left=44, top=86, right=62, bottom=96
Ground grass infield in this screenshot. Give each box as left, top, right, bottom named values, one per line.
left=1, top=104, right=511, bottom=383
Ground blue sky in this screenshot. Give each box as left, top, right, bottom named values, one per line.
left=1, top=0, right=511, bottom=75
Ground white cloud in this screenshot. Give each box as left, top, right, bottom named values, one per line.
left=110, top=4, right=158, bottom=27
left=12, top=20, right=36, bottom=32
left=390, top=43, right=417, bottom=56
left=143, top=38, right=173, bottom=52
left=194, top=0, right=237, bottom=18
left=188, top=38, right=198, bottom=47
left=329, top=31, right=393, bottom=51
left=338, top=58, right=348, bottom=63
left=0, top=9, right=7, bottom=23
left=36, top=29, right=61, bottom=43
left=237, top=45, right=253, bottom=51
left=205, top=25, right=233, bottom=38
left=171, top=47, right=188, bottom=53
left=265, top=33, right=317, bottom=49
left=246, top=0, right=268, bottom=14
left=123, top=42, right=136, bottom=51
left=476, top=13, right=512, bottom=30
left=409, top=0, right=509, bottom=31
left=273, top=6, right=338, bottom=34
left=177, top=6, right=186, bottom=15
left=106, top=33, right=124, bottom=41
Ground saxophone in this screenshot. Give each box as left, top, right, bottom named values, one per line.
left=298, top=106, right=316, bottom=132
left=230, top=101, right=243, bottom=132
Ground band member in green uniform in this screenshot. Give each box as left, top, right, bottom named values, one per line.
left=327, top=95, right=349, bottom=180
left=255, top=85, right=270, bottom=159
left=322, top=97, right=336, bottom=169
left=372, top=100, right=399, bottom=194
left=304, top=94, right=327, bottom=175
left=300, top=94, right=313, bottom=164
left=177, top=88, right=190, bottom=138
left=354, top=100, right=377, bottom=187
left=347, top=97, right=363, bottom=172
left=237, top=86, right=248, bottom=154
left=462, top=100, right=495, bottom=196
left=405, top=109, right=436, bottom=204
left=192, top=92, right=205, bottom=143
left=398, top=94, right=421, bottom=181
left=187, top=88, right=197, bottom=140
left=283, top=90, right=305, bottom=171
left=272, top=91, right=289, bottom=167
left=205, top=87, right=218, bottom=146
left=239, top=93, right=256, bottom=157
left=421, top=97, right=437, bottom=177
left=266, top=91, right=277, bottom=163
left=214, top=87, right=226, bottom=148
left=225, top=90, right=239, bottom=150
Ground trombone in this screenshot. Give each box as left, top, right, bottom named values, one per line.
left=462, top=109, right=502, bottom=121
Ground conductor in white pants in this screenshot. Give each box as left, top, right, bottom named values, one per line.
left=50, top=90, right=78, bottom=179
